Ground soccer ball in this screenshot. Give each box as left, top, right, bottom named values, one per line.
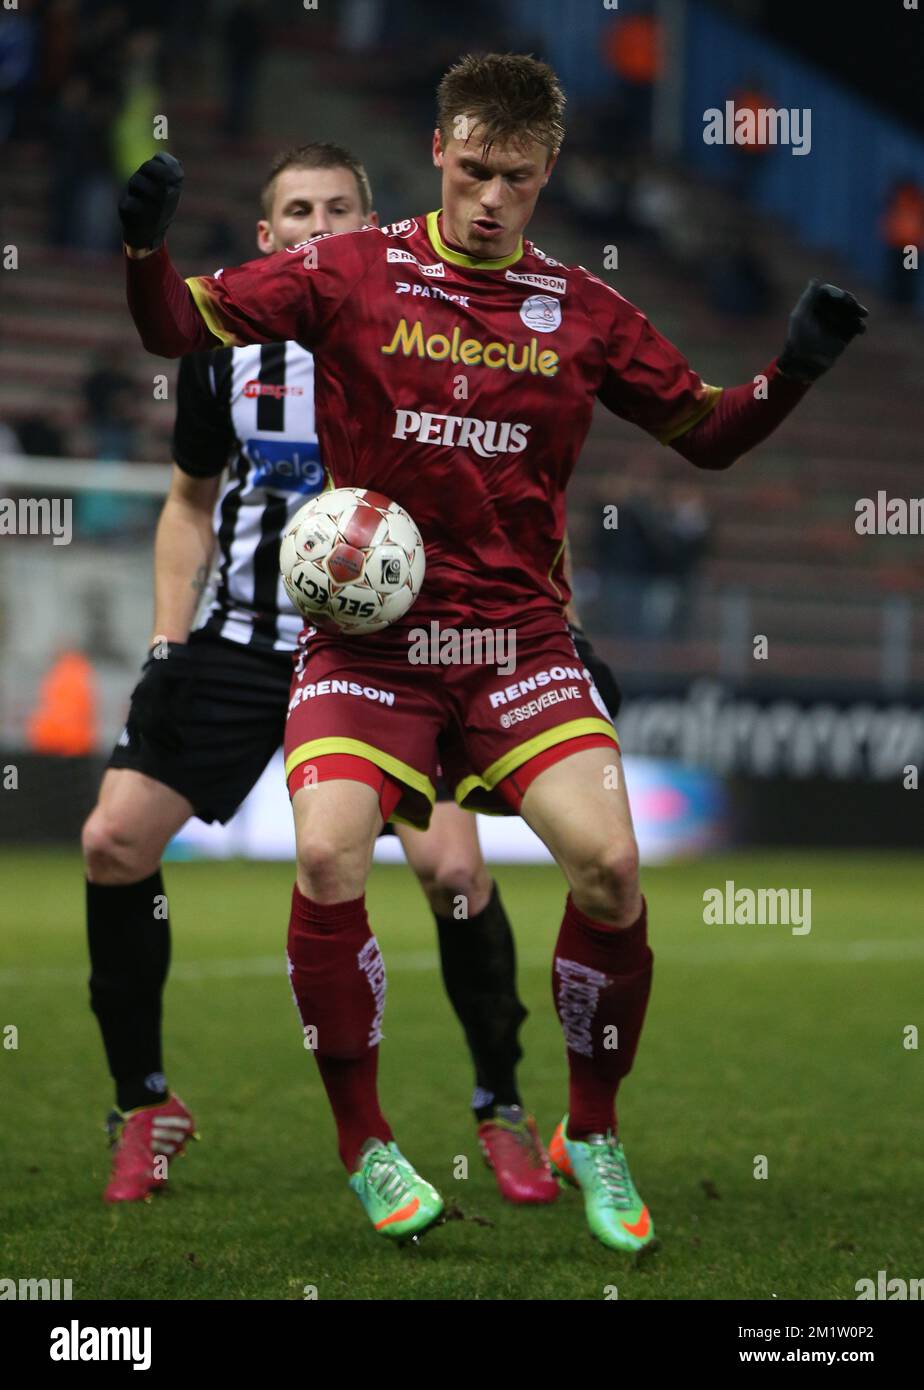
left=279, top=486, right=425, bottom=635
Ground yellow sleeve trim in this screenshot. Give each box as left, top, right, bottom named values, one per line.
left=655, top=383, right=723, bottom=445
left=185, top=276, right=237, bottom=348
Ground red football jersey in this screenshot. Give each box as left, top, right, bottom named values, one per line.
left=186, top=212, right=720, bottom=636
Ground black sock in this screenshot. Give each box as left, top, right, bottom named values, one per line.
left=86, top=872, right=171, bottom=1113
left=434, top=883, right=527, bottom=1121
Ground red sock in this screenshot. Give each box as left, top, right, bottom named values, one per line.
left=287, top=884, right=392, bottom=1171
left=552, top=895, right=653, bottom=1140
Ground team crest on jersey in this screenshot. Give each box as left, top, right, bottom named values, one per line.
left=506, top=269, right=567, bottom=296
left=520, top=294, right=562, bottom=333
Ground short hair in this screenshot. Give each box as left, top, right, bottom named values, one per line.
left=260, top=142, right=374, bottom=218
left=436, top=52, right=566, bottom=160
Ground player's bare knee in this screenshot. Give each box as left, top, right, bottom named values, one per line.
left=427, top=859, right=491, bottom=918
left=570, top=839, right=640, bottom=923
left=296, top=835, right=366, bottom=904
left=81, top=809, right=155, bottom=885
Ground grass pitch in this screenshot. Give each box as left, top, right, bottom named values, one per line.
left=1, top=849, right=921, bottom=1301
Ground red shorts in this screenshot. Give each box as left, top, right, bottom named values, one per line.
left=283, top=621, right=619, bottom=829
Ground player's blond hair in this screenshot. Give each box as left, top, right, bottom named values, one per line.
left=436, top=53, right=566, bottom=160
left=260, top=142, right=374, bottom=219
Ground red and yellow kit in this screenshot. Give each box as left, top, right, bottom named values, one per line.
left=186, top=212, right=721, bottom=821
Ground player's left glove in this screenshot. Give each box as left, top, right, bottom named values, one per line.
left=126, top=640, right=194, bottom=752
left=569, top=623, right=622, bottom=720
left=777, top=278, right=868, bottom=383
left=118, top=152, right=184, bottom=250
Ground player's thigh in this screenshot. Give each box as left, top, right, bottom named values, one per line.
left=82, top=768, right=193, bottom=882
left=519, top=744, right=640, bottom=890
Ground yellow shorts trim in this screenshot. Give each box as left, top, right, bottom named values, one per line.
left=455, top=717, right=619, bottom=807
left=285, top=736, right=436, bottom=809
left=185, top=276, right=237, bottom=348
left=655, top=384, right=723, bottom=445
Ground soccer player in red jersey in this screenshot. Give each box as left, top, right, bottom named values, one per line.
left=118, top=53, right=866, bottom=1249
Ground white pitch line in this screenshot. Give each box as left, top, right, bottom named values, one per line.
left=1, top=939, right=923, bottom=990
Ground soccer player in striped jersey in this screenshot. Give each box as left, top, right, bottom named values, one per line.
left=87, top=143, right=619, bottom=1206
left=119, top=54, right=866, bottom=1249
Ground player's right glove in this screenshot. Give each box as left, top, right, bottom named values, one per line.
left=777, top=278, right=868, bottom=383
left=126, top=641, right=194, bottom=752
left=118, top=152, right=184, bottom=250
left=569, top=623, right=622, bottom=720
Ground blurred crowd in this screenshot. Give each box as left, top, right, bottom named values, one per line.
left=0, top=0, right=271, bottom=253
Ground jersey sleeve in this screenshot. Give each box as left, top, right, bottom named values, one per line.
left=183, top=230, right=376, bottom=352
left=172, top=350, right=234, bottom=477
left=585, top=275, right=722, bottom=444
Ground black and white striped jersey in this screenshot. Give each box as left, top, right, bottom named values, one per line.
left=173, top=341, right=326, bottom=654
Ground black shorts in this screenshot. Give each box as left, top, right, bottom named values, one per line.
left=107, top=632, right=293, bottom=824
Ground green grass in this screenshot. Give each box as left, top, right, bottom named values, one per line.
left=1, top=849, right=921, bottom=1300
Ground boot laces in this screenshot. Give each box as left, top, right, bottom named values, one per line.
left=587, top=1133, right=634, bottom=1208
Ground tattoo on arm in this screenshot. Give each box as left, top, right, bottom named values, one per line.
left=191, top=564, right=209, bottom=596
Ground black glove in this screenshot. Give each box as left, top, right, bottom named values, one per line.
left=777, top=278, right=868, bottom=383
left=569, top=624, right=622, bottom=720
left=118, top=152, right=184, bottom=250
left=126, top=641, right=194, bottom=752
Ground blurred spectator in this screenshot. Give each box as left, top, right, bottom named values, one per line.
left=224, top=0, right=268, bottom=140
left=0, top=420, right=21, bottom=457
left=879, top=179, right=924, bottom=307
left=26, top=649, right=97, bottom=755
left=727, top=77, right=774, bottom=202
left=80, top=348, right=152, bottom=538
left=595, top=478, right=711, bottom=639
left=655, top=484, right=711, bottom=638
left=112, top=29, right=163, bottom=183
left=31, top=0, right=80, bottom=139
left=16, top=415, right=67, bottom=458
left=199, top=216, right=243, bottom=266
left=48, top=75, right=119, bottom=252
left=707, top=224, right=776, bottom=318
left=596, top=477, right=664, bottom=638
left=82, top=348, right=139, bottom=461
left=0, top=5, right=37, bottom=142
left=600, top=12, right=660, bottom=141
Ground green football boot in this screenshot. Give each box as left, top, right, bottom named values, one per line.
left=348, top=1138, right=444, bottom=1242
left=551, top=1115, right=656, bottom=1253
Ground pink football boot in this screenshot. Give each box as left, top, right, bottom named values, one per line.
left=477, top=1105, right=559, bottom=1204
left=103, top=1094, right=198, bottom=1203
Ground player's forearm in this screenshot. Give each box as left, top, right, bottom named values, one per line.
left=671, top=360, right=811, bottom=470
left=151, top=493, right=216, bottom=643
left=126, top=243, right=216, bottom=358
